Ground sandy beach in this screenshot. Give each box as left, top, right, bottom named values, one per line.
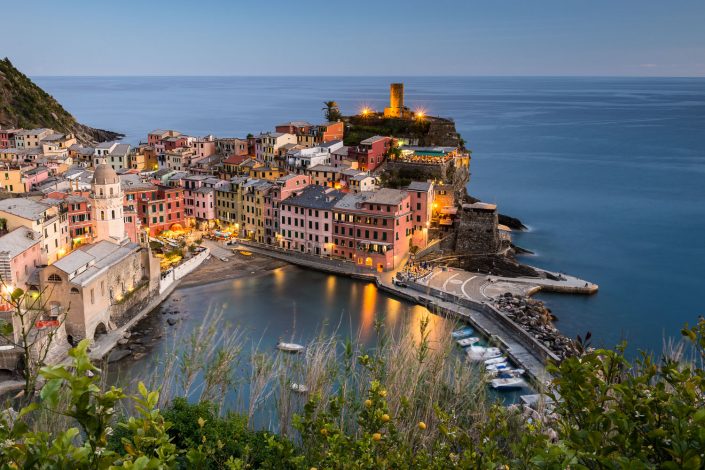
left=178, top=246, right=287, bottom=288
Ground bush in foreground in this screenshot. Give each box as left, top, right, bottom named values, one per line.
left=0, top=318, right=703, bottom=468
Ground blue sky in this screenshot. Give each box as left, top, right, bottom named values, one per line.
left=4, top=0, right=704, bottom=76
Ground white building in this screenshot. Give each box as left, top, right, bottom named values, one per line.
left=286, top=140, right=344, bottom=171
left=91, top=159, right=126, bottom=243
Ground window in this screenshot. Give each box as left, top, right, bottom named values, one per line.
left=47, top=273, right=62, bottom=282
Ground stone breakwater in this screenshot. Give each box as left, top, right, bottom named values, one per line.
left=493, top=293, right=582, bottom=360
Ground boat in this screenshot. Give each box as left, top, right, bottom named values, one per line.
left=486, top=362, right=509, bottom=372
left=456, top=337, right=480, bottom=347
left=290, top=383, right=309, bottom=393
left=495, top=369, right=525, bottom=378
left=0, top=345, right=14, bottom=351
left=238, top=250, right=253, bottom=256
left=484, top=356, right=508, bottom=365
left=466, top=346, right=502, bottom=361
left=276, top=342, right=305, bottom=353
left=451, top=327, right=474, bottom=339
left=490, top=377, right=527, bottom=390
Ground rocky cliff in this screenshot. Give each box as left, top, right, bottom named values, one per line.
left=0, top=58, right=122, bottom=144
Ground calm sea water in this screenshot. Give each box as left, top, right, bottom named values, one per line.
left=35, top=76, right=705, bottom=354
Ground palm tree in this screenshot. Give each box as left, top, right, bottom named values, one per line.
left=322, top=101, right=342, bottom=122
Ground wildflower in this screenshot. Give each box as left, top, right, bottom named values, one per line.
left=418, top=421, right=427, bottom=430
left=372, top=433, right=382, bottom=441
left=379, top=389, right=387, bottom=397
left=381, top=414, right=390, bottom=423
left=364, top=399, right=372, bottom=407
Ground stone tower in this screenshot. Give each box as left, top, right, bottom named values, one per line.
left=384, top=83, right=404, bottom=118
left=91, top=158, right=126, bottom=243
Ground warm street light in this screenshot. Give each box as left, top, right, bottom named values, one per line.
left=360, top=107, right=372, bottom=117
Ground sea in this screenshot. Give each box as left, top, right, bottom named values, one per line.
left=34, top=76, right=705, bottom=355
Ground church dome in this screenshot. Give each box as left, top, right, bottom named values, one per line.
left=93, top=163, right=119, bottom=185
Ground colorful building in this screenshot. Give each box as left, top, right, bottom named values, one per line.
left=349, top=136, right=392, bottom=172
left=279, top=185, right=343, bottom=255
left=332, top=188, right=412, bottom=271
left=406, top=181, right=434, bottom=248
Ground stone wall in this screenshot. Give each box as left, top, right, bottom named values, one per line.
left=454, top=206, right=500, bottom=254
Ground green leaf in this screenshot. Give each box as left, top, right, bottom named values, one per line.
left=40, top=378, right=63, bottom=408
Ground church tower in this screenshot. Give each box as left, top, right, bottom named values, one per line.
left=91, top=158, right=126, bottom=243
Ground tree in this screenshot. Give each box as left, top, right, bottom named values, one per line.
left=0, top=276, right=68, bottom=399
left=322, top=100, right=342, bottom=122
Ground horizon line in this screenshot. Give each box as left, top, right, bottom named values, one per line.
left=30, top=74, right=705, bottom=79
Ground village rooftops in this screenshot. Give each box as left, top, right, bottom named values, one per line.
left=320, top=140, right=343, bottom=149
left=306, top=164, right=338, bottom=173
left=52, top=240, right=141, bottom=287
left=283, top=185, right=343, bottom=210
left=463, top=202, right=497, bottom=212
left=331, top=146, right=349, bottom=156
left=276, top=121, right=312, bottom=128
left=121, top=174, right=157, bottom=192
left=0, top=198, right=52, bottom=221
left=334, top=192, right=370, bottom=210
left=0, top=226, right=41, bottom=259
left=41, top=133, right=66, bottom=142
left=406, top=181, right=433, bottom=192
left=365, top=188, right=407, bottom=206
left=359, top=135, right=388, bottom=145
left=95, top=141, right=118, bottom=150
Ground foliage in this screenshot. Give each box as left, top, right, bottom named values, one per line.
left=0, top=319, right=704, bottom=468
left=322, top=100, right=342, bottom=122
left=0, top=277, right=68, bottom=398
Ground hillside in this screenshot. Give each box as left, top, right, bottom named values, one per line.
left=0, top=58, right=122, bottom=144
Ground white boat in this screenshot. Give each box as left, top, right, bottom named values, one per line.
left=456, top=337, right=480, bottom=347
left=490, top=377, right=527, bottom=390
left=494, top=369, right=525, bottom=378
left=276, top=342, right=305, bottom=353
left=466, top=346, right=502, bottom=361
left=484, top=356, right=508, bottom=365
left=290, top=383, right=309, bottom=393
left=451, top=327, right=474, bottom=339
left=486, top=362, right=509, bottom=372
left=0, top=345, right=15, bottom=351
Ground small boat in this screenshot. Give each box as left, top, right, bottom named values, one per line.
left=238, top=250, right=253, bottom=256
left=466, top=346, right=502, bottom=361
left=290, top=383, right=309, bottom=393
left=451, top=327, right=474, bottom=339
left=0, top=345, right=15, bottom=351
left=490, top=377, right=527, bottom=390
left=456, top=337, right=480, bottom=347
left=276, top=342, right=305, bottom=353
left=484, top=356, right=508, bottom=365
left=495, top=369, right=525, bottom=378
left=486, top=362, right=509, bottom=372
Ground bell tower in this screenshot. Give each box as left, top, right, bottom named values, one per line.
left=91, top=158, right=126, bottom=243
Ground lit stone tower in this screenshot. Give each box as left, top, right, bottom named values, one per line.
left=384, top=83, right=404, bottom=118
left=91, top=158, right=126, bottom=243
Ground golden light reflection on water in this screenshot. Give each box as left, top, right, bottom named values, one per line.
left=359, top=282, right=378, bottom=341
left=325, top=275, right=336, bottom=307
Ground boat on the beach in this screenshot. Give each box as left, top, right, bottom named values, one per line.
left=490, top=377, right=527, bottom=390
left=290, top=383, right=309, bottom=393
left=466, top=346, right=502, bottom=361
left=238, top=250, right=253, bottom=256
left=451, top=327, right=474, bottom=339
left=0, top=345, right=14, bottom=351
left=277, top=342, right=305, bottom=353
left=484, top=356, right=507, bottom=365
left=456, top=337, right=480, bottom=347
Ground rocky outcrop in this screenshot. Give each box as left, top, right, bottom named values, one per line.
left=0, top=57, right=122, bottom=144
left=493, top=293, right=582, bottom=360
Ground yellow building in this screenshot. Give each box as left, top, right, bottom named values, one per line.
left=247, top=165, right=287, bottom=181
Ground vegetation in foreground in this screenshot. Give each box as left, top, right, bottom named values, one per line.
left=0, top=316, right=703, bottom=469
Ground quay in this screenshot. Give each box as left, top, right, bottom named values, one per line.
left=231, top=240, right=598, bottom=385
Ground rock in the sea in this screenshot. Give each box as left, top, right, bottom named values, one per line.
left=107, top=349, right=131, bottom=363
left=117, top=338, right=129, bottom=345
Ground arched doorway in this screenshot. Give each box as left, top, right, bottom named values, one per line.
left=93, top=322, right=108, bottom=340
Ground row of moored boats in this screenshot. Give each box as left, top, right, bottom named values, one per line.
left=451, top=326, right=528, bottom=390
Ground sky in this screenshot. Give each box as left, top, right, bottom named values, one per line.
left=3, top=0, right=704, bottom=77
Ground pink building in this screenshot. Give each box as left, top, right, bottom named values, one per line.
left=349, top=136, right=392, bottom=172
left=406, top=181, right=434, bottom=248
left=0, top=226, right=42, bottom=296
left=180, top=175, right=228, bottom=225
left=332, top=188, right=412, bottom=271
left=263, top=174, right=310, bottom=244
left=279, top=185, right=343, bottom=255
left=192, top=136, right=216, bottom=159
